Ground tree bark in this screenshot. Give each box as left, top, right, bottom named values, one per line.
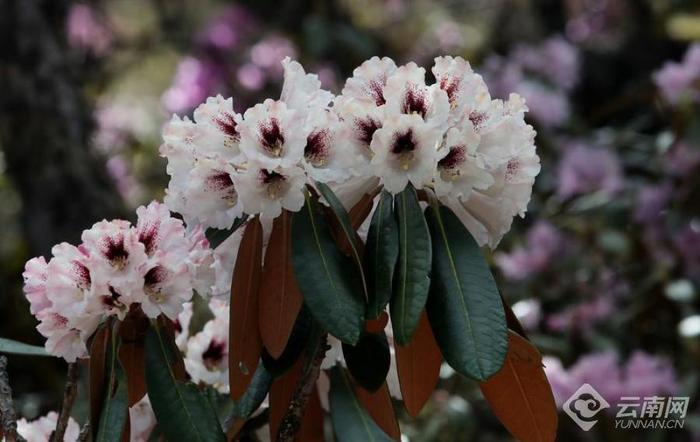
left=0, top=0, right=125, bottom=257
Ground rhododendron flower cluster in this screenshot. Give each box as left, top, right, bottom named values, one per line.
left=22, top=201, right=214, bottom=361
left=161, top=55, right=539, bottom=247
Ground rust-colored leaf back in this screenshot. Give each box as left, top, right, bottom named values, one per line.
left=269, top=358, right=304, bottom=441
left=259, top=211, right=303, bottom=358
left=89, top=324, right=110, bottom=432
left=229, top=217, right=264, bottom=400
left=296, top=386, right=325, bottom=442
left=395, top=311, right=441, bottom=417
left=348, top=190, right=380, bottom=230
left=353, top=382, right=401, bottom=441
left=118, top=308, right=150, bottom=406
left=479, top=331, right=558, bottom=442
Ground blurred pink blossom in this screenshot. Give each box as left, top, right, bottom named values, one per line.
left=544, top=350, right=678, bottom=408
left=546, top=296, right=613, bottom=333
left=483, top=36, right=580, bottom=127
left=237, top=63, right=266, bottom=91
left=556, top=141, right=623, bottom=199
left=654, top=43, right=700, bottom=105
left=66, top=4, right=113, bottom=56
left=565, top=0, right=626, bottom=49
left=512, top=36, right=580, bottom=91
left=496, top=221, right=565, bottom=280
left=634, top=183, right=672, bottom=225
left=196, top=6, right=258, bottom=51
left=106, top=156, right=142, bottom=204
left=250, top=35, right=297, bottom=78
left=664, top=142, right=700, bottom=177
left=162, top=57, right=224, bottom=113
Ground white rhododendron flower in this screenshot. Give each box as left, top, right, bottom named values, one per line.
left=22, top=201, right=216, bottom=361
left=341, top=56, right=397, bottom=105
left=15, top=412, right=80, bottom=442
left=383, top=62, right=450, bottom=130
left=280, top=57, right=333, bottom=114
left=239, top=99, right=307, bottom=169
left=191, top=95, right=243, bottom=163
left=184, top=299, right=230, bottom=393
left=433, top=125, right=493, bottom=200
left=333, top=96, right=384, bottom=176
left=234, top=163, right=306, bottom=219
left=370, top=114, right=444, bottom=193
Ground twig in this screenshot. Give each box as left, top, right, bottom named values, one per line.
left=77, top=423, right=90, bottom=442
left=276, top=333, right=329, bottom=442
left=50, top=363, right=78, bottom=442
left=0, top=356, right=25, bottom=442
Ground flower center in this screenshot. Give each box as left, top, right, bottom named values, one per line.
left=103, top=286, right=127, bottom=312
left=391, top=129, right=418, bottom=170
left=367, top=78, right=386, bottom=106
left=259, top=169, right=287, bottom=199
left=440, top=76, right=461, bottom=106
left=469, top=111, right=486, bottom=130
left=71, top=261, right=91, bottom=290
left=215, top=112, right=240, bottom=144
left=438, top=146, right=467, bottom=181
left=206, top=171, right=237, bottom=206
left=202, top=340, right=226, bottom=370
left=138, top=223, right=159, bottom=256
left=259, top=118, right=285, bottom=157
left=402, top=86, right=427, bottom=118
left=355, top=117, right=381, bottom=148
left=102, top=235, right=129, bottom=270
left=304, top=129, right=330, bottom=167
left=144, top=266, right=168, bottom=303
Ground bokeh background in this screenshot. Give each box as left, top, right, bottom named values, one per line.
left=2, top=0, right=700, bottom=440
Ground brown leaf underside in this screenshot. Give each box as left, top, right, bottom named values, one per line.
left=353, top=381, right=401, bottom=441
left=259, top=211, right=303, bottom=359
left=269, top=358, right=304, bottom=441
left=229, top=217, right=264, bottom=400
left=296, top=386, right=325, bottom=442
left=89, top=325, right=110, bottom=432
left=479, top=331, right=558, bottom=442
left=395, top=311, right=441, bottom=417
left=119, top=309, right=150, bottom=406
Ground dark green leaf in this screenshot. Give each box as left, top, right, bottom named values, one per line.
left=229, top=363, right=272, bottom=419
left=261, top=306, right=312, bottom=377
left=205, top=215, right=249, bottom=249
left=391, top=184, right=432, bottom=345
left=316, top=182, right=368, bottom=298
left=425, top=204, right=507, bottom=381
left=329, top=366, right=393, bottom=442
left=292, top=192, right=365, bottom=345
left=95, top=329, right=128, bottom=442
left=145, top=325, right=225, bottom=442
left=342, top=331, right=390, bottom=392
left=0, top=338, right=50, bottom=356
left=365, top=191, right=399, bottom=319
